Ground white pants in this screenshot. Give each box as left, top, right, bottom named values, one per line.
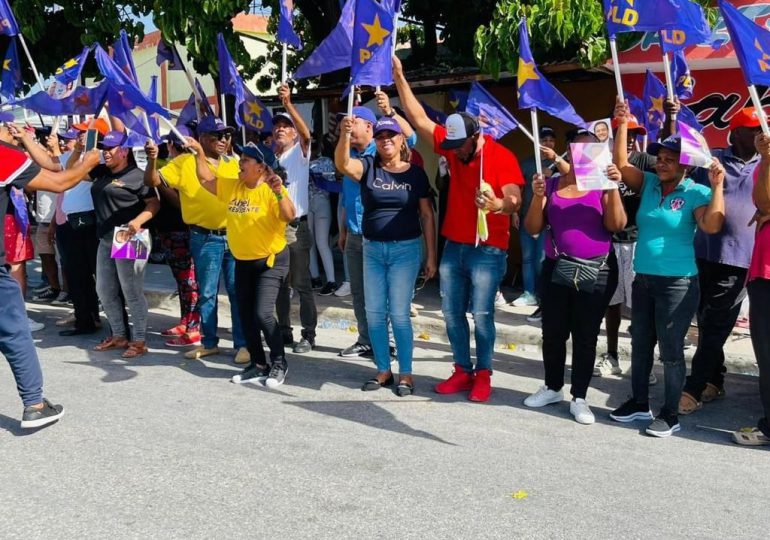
left=309, top=191, right=335, bottom=283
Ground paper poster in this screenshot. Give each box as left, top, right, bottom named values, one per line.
left=590, top=118, right=613, bottom=145
left=678, top=120, right=712, bottom=168
left=111, top=226, right=151, bottom=260
left=570, top=142, right=618, bottom=191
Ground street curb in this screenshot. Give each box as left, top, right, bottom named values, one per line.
left=145, top=286, right=759, bottom=377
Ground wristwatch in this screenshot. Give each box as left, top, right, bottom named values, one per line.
left=385, top=109, right=396, bottom=118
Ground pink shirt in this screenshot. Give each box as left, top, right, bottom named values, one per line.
left=749, top=170, right=770, bottom=281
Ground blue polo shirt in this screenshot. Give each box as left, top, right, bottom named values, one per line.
left=635, top=172, right=712, bottom=277
left=341, top=132, right=417, bottom=234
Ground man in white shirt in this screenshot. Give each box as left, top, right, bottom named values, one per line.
left=273, top=83, right=317, bottom=354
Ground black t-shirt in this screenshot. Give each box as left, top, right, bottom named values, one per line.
left=149, top=187, right=186, bottom=233
left=614, top=151, right=657, bottom=243
left=90, top=164, right=153, bottom=240
left=359, top=155, right=430, bottom=241
left=0, top=142, right=41, bottom=266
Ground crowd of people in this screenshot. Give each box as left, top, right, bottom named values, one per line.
left=1, top=56, right=768, bottom=447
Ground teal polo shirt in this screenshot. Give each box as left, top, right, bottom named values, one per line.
left=634, top=172, right=712, bottom=277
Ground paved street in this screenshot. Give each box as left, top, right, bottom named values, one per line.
left=2, top=300, right=769, bottom=539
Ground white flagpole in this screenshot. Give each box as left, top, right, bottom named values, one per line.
left=220, top=94, right=227, bottom=123
left=530, top=109, right=543, bottom=176
left=346, top=83, right=355, bottom=138
left=16, top=35, right=45, bottom=90
left=158, top=115, right=197, bottom=155
left=281, top=43, right=288, bottom=84
left=661, top=50, right=677, bottom=121
left=748, top=85, right=770, bottom=135
left=242, top=124, right=247, bottom=145
left=609, top=37, right=624, bottom=100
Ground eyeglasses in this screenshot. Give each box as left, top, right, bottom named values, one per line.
left=206, top=132, right=232, bottom=141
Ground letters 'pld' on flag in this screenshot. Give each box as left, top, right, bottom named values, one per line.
left=603, top=0, right=684, bottom=37
left=1, top=39, right=22, bottom=99
left=671, top=49, right=695, bottom=99
left=350, top=0, right=394, bottom=89
left=0, top=0, right=19, bottom=36
left=238, top=84, right=273, bottom=133
left=517, top=19, right=587, bottom=128
left=678, top=119, right=712, bottom=168
left=294, top=0, right=354, bottom=79
left=658, top=0, right=712, bottom=53
left=54, top=46, right=90, bottom=85
left=278, top=0, right=303, bottom=50
left=466, top=81, right=519, bottom=140
left=718, top=0, right=770, bottom=87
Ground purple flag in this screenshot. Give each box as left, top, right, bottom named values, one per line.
left=294, top=0, right=354, bottom=79
left=278, top=0, right=303, bottom=50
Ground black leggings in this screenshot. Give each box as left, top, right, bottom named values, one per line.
left=235, top=248, right=290, bottom=368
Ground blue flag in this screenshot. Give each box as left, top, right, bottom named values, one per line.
left=177, top=79, right=215, bottom=128
left=0, top=0, right=18, bottom=36
left=420, top=100, right=447, bottom=125
left=12, top=80, right=110, bottom=115
left=239, top=83, right=273, bottom=133
left=156, top=40, right=184, bottom=71
left=106, top=84, right=154, bottom=147
left=94, top=45, right=169, bottom=118
left=517, top=19, right=587, bottom=128
left=349, top=0, right=394, bottom=90
left=278, top=0, right=303, bottom=50
left=671, top=49, right=695, bottom=100
left=718, top=0, right=770, bottom=87
left=604, top=0, right=685, bottom=37
left=54, top=46, right=90, bottom=85
left=679, top=102, right=703, bottom=133
left=624, top=92, right=647, bottom=126
left=466, top=82, right=519, bottom=140
left=217, top=33, right=244, bottom=103
left=112, top=30, right=139, bottom=84
left=643, top=69, right=667, bottom=141
left=294, top=0, right=354, bottom=79
left=1, top=39, right=22, bottom=99
left=448, top=89, right=468, bottom=111
left=658, top=0, right=712, bottom=53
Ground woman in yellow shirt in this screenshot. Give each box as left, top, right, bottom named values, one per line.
left=188, top=139, right=296, bottom=388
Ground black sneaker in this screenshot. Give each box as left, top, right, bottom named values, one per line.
left=266, top=362, right=288, bottom=388
left=20, top=398, right=64, bottom=429
left=293, top=337, right=315, bottom=354
left=339, top=342, right=372, bottom=357
left=32, top=287, right=59, bottom=302
left=609, top=398, right=653, bottom=423
left=526, top=307, right=542, bottom=323
left=319, top=282, right=337, bottom=296
left=231, top=364, right=269, bottom=384
left=282, top=333, right=294, bottom=346
left=311, top=278, right=323, bottom=290
left=645, top=410, right=681, bottom=437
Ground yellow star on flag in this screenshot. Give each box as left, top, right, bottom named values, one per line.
left=247, top=101, right=263, bottom=117
left=362, top=14, right=390, bottom=48
left=2, top=59, right=10, bottom=71
left=517, top=59, right=540, bottom=88
left=55, top=58, right=79, bottom=75
left=650, top=95, right=664, bottom=113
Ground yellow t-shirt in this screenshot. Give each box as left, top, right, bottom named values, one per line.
left=217, top=177, right=290, bottom=264
left=159, top=154, right=239, bottom=230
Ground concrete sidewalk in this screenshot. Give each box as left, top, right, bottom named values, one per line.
left=142, top=261, right=759, bottom=376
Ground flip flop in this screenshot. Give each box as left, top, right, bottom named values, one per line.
left=678, top=391, right=702, bottom=415
left=122, top=341, right=148, bottom=359
left=701, top=383, right=726, bottom=403
left=732, top=428, right=770, bottom=446
left=395, top=381, right=414, bottom=397
left=94, top=336, right=128, bottom=352
left=361, top=374, right=394, bottom=391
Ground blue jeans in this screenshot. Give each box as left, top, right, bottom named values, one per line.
left=519, top=227, right=544, bottom=297
left=439, top=241, right=507, bottom=372
left=630, top=274, right=700, bottom=413
left=189, top=230, right=244, bottom=349
left=0, top=267, right=43, bottom=407
left=363, top=237, right=422, bottom=374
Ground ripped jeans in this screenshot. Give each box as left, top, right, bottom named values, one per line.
left=439, top=241, right=507, bottom=373
left=630, top=273, right=700, bottom=413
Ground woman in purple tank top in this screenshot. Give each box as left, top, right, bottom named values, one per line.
left=522, top=130, right=627, bottom=425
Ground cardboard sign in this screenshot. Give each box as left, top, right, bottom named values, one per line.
left=111, top=226, right=150, bottom=260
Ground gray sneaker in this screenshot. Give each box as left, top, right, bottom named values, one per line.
left=645, top=411, right=680, bottom=438
left=293, top=338, right=314, bottom=354
left=594, top=353, right=622, bottom=376
left=231, top=364, right=269, bottom=384
left=21, top=399, right=64, bottom=429
left=266, top=363, right=288, bottom=388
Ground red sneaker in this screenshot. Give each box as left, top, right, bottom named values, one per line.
left=468, top=369, right=492, bottom=402
left=161, top=324, right=186, bottom=337
left=165, top=332, right=202, bottom=347
left=435, top=364, right=475, bottom=394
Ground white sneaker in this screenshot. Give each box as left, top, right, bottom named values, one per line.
left=524, top=385, right=563, bottom=408
left=494, top=290, right=506, bottom=306
left=334, top=281, right=351, bottom=297
left=28, top=318, right=44, bottom=332
left=512, top=292, right=538, bottom=307
left=570, top=398, right=595, bottom=425
left=594, top=353, right=622, bottom=376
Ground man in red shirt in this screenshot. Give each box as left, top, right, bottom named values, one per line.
left=0, top=116, right=100, bottom=428
left=392, top=56, right=524, bottom=402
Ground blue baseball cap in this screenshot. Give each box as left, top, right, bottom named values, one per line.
left=373, top=117, right=402, bottom=136
left=97, top=130, right=128, bottom=149
left=337, top=106, right=377, bottom=125
left=647, top=134, right=682, bottom=156
left=235, top=142, right=277, bottom=169
left=197, top=115, right=235, bottom=134
left=59, top=127, right=82, bottom=140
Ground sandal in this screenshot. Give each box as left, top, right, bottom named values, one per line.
left=701, top=383, right=725, bottom=403
left=732, top=428, right=770, bottom=446
left=361, top=373, right=394, bottom=391
left=395, top=380, right=415, bottom=397
left=122, top=341, right=148, bottom=359
left=678, top=391, right=702, bottom=415
left=94, top=336, right=129, bottom=352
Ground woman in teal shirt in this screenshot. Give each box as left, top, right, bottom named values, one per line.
left=609, top=99, right=725, bottom=438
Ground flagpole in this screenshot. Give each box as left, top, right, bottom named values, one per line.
left=748, top=85, right=770, bottom=135
left=530, top=109, right=542, bottom=176
left=158, top=115, right=197, bottom=155
left=16, top=35, right=45, bottom=91
left=242, top=124, right=247, bottom=145
left=346, top=82, right=355, bottom=139
left=220, top=94, right=227, bottom=124
left=281, top=43, right=288, bottom=84
left=609, top=37, right=624, bottom=100
left=661, top=50, right=677, bottom=121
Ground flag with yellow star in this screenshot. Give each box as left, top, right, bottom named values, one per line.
left=719, top=0, right=770, bottom=87
left=1, top=38, right=22, bottom=100
left=54, top=46, right=90, bottom=85
left=349, top=0, right=395, bottom=90
left=516, top=19, right=587, bottom=129
left=238, top=83, right=272, bottom=133
left=643, top=69, right=702, bottom=142
left=602, top=0, right=710, bottom=49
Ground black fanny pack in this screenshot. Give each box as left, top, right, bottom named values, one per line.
left=551, top=252, right=608, bottom=293
left=67, top=211, right=96, bottom=230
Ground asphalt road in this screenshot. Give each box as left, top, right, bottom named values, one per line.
left=2, top=302, right=769, bottom=539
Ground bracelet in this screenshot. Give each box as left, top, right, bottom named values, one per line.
left=275, top=192, right=284, bottom=200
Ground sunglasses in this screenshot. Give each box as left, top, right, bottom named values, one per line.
left=206, top=132, right=232, bottom=141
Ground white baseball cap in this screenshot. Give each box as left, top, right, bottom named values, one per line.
left=440, top=112, right=479, bottom=150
